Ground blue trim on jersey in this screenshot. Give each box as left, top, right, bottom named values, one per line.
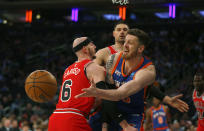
left=112, top=56, right=152, bottom=114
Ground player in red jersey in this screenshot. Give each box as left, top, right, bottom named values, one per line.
left=48, top=37, right=106, bottom=131
left=94, top=21, right=129, bottom=67
left=193, top=71, right=204, bottom=131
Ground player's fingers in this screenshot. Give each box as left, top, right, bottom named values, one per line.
left=178, top=100, right=189, bottom=110
left=75, top=92, right=89, bottom=98
left=178, top=104, right=188, bottom=112
left=173, top=94, right=183, bottom=100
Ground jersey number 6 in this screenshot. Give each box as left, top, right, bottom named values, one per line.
left=61, top=79, right=72, bottom=102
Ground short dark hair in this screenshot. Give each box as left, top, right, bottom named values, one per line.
left=195, top=72, right=203, bottom=80
left=113, top=20, right=129, bottom=30
left=127, top=28, right=151, bottom=46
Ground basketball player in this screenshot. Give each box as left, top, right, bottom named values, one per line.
left=76, top=28, right=189, bottom=130
left=90, top=20, right=130, bottom=131
left=94, top=21, right=129, bottom=66
left=193, top=71, right=204, bottom=131
left=145, top=83, right=171, bottom=131
left=93, top=22, right=188, bottom=130
left=48, top=37, right=135, bottom=131
left=145, top=97, right=170, bottom=131
left=76, top=28, right=156, bottom=130
left=94, top=21, right=188, bottom=112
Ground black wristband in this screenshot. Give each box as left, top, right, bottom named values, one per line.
left=96, top=81, right=116, bottom=89
left=95, top=81, right=107, bottom=89
left=150, top=86, right=165, bottom=101
left=105, top=83, right=116, bottom=89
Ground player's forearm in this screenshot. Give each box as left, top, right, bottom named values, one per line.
left=96, top=88, right=123, bottom=101
left=102, top=122, right=108, bottom=131
left=98, top=81, right=144, bottom=101
left=119, top=120, right=130, bottom=129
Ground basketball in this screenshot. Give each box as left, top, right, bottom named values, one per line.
left=25, top=70, right=58, bottom=103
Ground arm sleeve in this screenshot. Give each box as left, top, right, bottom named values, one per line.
left=149, top=86, right=165, bottom=101
left=101, top=100, right=125, bottom=124
left=96, top=82, right=124, bottom=123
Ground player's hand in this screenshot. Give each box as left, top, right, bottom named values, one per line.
left=164, top=94, right=189, bottom=112
left=75, top=78, right=98, bottom=98
left=123, top=125, right=138, bottom=131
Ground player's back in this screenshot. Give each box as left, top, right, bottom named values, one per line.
left=56, top=59, right=95, bottom=116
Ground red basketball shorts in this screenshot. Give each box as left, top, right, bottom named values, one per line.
left=48, top=113, right=92, bottom=131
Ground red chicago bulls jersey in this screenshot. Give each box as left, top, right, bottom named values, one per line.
left=193, top=89, right=204, bottom=131
left=56, top=59, right=95, bottom=116
left=108, top=45, right=117, bottom=54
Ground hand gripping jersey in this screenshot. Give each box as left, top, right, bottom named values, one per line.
left=48, top=59, right=95, bottom=131
left=193, top=89, right=204, bottom=131
left=150, top=105, right=169, bottom=131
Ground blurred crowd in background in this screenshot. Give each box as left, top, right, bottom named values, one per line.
left=0, top=22, right=203, bottom=131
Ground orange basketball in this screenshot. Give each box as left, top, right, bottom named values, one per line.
left=25, top=70, right=57, bottom=103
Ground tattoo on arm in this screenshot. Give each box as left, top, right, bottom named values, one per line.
left=105, top=54, right=115, bottom=84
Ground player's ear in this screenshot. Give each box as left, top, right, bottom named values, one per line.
left=138, top=45, right=145, bottom=53
left=113, top=31, right=116, bottom=38
left=82, top=46, right=88, bottom=53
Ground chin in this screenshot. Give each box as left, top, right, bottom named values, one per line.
left=122, top=54, right=130, bottom=60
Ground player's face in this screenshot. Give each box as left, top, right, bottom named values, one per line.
left=193, top=74, right=204, bottom=93
left=87, top=42, right=96, bottom=59
left=122, top=34, right=144, bottom=59
left=152, top=97, right=161, bottom=106
left=113, top=24, right=129, bottom=44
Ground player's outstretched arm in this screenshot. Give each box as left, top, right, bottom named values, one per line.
left=149, top=86, right=189, bottom=112
left=76, top=65, right=156, bottom=101
left=163, top=94, right=189, bottom=112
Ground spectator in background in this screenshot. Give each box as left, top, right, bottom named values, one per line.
left=1, top=118, right=11, bottom=131
left=10, top=119, right=19, bottom=131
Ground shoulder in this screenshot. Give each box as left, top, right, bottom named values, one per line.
left=163, top=105, right=169, bottom=112
left=85, top=62, right=106, bottom=82
left=106, top=52, right=122, bottom=69
left=96, top=46, right=111, bottom=57
left=86, top=62, right=105, bottom=73
left=95, top=47, right=113, bottom=65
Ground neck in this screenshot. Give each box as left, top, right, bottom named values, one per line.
left=123, top=55, right=142, bottom=75
left=114, top=42, right=124, bottom=52
left=77, top=54, right=91, bottom=62
left=153, top=103, right=160, bottom=108
left=197, top=91, right=203, bottom=97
